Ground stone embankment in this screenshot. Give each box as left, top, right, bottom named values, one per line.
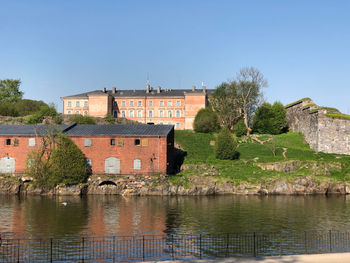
left=1, top=171, right=350, bottom=196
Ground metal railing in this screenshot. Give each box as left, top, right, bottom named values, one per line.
left=1, top=230, right=350, bottom=262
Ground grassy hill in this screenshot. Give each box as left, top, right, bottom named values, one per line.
left=173, top=131, right=350, bottom=185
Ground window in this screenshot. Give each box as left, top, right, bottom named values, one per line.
left=84, top=138, right=92, bottom=147
left=6, top=139, right=11, bottom=145
left=141, top=139, right=148, bottom=147
left=75, top=110, right=80, bottom=114
left=130, top=101, right=134, bottom=107
left=137, top=110, right=142, bottom=118
left=129, top=110, right=134, bottom=118
left=67, top=101, right=72, bottom=107
left=117, top=138, right=124, bottom=146
left=85, top=159, right=92, bottom=170
left=134, top=139, right=141, bottom=146
left=148, top=101, right=153, bottom=107
left=148, top=110, right=153, bottom=118
left=83, top=110, right=88, bottom=116
left=110, top=139, right=115, bottom=146
left=168, top=110, right=172, bottom=118
left=138, top=101, right=142, bottom=107
left=133, top=159, right=141, bottom=170
left=84, top=101, right=88, bottom=107
left=28, top=138, right=36, bottom=147
left=176, top=123, right=180, bottom=129
left=176, top=110, right=181, bottom=117
left=121, top=110, right=126, bottom=117
left=168, top=100, right=172, bottom=106
left=121, top=101, right=126, bottom=107
left=13, top=139, right=19, bottom=146
left=176, top=100, right=181, bottom=106
left=67, top=110, right=72, bottom=114
left=160, top=100, right=164, bottom=107
left=159, top=110, right=164, bottom=117
left=76, top=101, right=80, bottom=107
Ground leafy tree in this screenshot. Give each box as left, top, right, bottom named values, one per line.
left=25, top=104, right=60, bottom=124
left=253, top=101, right=287, bottom=134
left=233, top=119, right=247, bottom=137
left=194, top=108, right=220, bottom=133
left=50, top=133, right=87, bottom=185
left=15, top=99, right=47, bottom=116
left=104, top=113, right=115, bottom=124
left=216, top=128, right=238, bottom=160
left=211, top=82, right=241, bottom=130
left=70, top=114, right=96, bottom=124
left=0, top=79, right=24, bottom=103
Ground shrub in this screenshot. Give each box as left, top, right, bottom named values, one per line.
left=25, top=104, right=59, bottom=124
left=216, top=128, right=238, bottom=160
left=252, top=101, right=287, bottom=134
left=194, top=108, right=220, bottom=133
left=69, top=114, right=96, bottom=124
left=233, top=119, right=247, bottom=137
left=104, top=113, right=115, bottom=124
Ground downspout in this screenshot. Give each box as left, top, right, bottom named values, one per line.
left=158, top=136, right=160, bottom=174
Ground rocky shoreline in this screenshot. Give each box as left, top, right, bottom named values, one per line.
left=0, top=173, right=350, bottom=196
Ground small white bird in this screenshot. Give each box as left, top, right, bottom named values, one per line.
left=61, top=202, right=68, bottom=206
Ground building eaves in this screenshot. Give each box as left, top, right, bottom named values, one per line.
left=0, top=125, right=74, bottom=136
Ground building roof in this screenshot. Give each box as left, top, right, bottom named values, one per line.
left=0, top=124, right=173, bottom=137
left=66, top=124, right=173, bottom=137
left=63, top=88, right=214, bottom=99
left=0, top=124, right=75, bottom=136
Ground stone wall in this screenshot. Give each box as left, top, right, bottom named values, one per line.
left=286, top=99, right=350, bottom=155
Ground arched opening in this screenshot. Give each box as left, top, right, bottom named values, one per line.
left=98, top=181, right=117, bottom=186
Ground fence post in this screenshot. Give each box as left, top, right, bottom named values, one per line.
left=199, top=234, right=202, bottom=259
left=329, top=230, right=332, bottom=252
left=50, top=238, right=53, bottom=263
left=142, top=235, right=145, bottom=261
left=253, top=232, right=256, bottom=257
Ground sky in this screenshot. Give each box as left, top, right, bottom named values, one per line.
left=1, top=0, right=349, bottom=113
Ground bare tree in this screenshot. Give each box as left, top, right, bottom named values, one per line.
left=236, top=67, right=267, bottom=135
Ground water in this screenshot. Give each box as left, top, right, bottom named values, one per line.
left=1, top=195, right=350, bottom=238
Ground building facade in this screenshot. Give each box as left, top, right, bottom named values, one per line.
left=62, top=84, right=212, bottom=130
left=0, top=124, right=174, bottom=175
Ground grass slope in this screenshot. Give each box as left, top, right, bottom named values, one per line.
left=174, top=131, right=350, bottom=185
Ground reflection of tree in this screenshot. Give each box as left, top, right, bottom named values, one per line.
left=24, top=196, right=88, bottom=238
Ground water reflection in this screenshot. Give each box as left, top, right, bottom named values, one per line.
left=1, top=195, right=350, bottom=238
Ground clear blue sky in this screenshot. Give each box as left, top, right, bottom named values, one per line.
left=1, top=0, right=349, bottom=113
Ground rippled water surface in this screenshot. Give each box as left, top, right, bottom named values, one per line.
left=1, top=195, right=350, bottom=238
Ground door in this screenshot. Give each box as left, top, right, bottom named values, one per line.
left=0, top=157, right=15, bottom=173
left=105, top=157, right=120, bottom=174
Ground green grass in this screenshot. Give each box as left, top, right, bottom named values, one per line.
left=285, top=98, right=311, bottom=108
left=326, top=113, right=350, bottom=120
left=174, top=131, right=350, bottom=184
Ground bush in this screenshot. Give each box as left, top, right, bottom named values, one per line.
left=253, top=102, right=287, bottom=134
left=104, top=113, right=115, bottom=124
left=233, top=119, right=247, bottom=137
left=25, top=104, right=59, bottom=124
left=69, top=114, right=96, bottom=124
left=194, top=108, right=220, bottom=133
left=216, top=128, right=238, bottom=160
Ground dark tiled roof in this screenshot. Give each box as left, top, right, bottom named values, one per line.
left=63, top=88, right=214, bottom=99
left=66, top=124, right=173, bottom=137
left=0, top=124, right=75, bottom=136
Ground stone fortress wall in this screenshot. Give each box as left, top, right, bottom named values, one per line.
left=286, top=98, right=350, bottom=155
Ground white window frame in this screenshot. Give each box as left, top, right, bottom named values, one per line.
left=84, top=138, right=92, bottom=147
left=168, top=100, right=172, bottom=106
left=148, top=110, right=153, bottom=118
left=67, top=110, right=72, bottom=114
left=137, top=110, right=142, bottom=118
left=160, top=100, right=164, bottom=107
left=28, top=138, right=36, bottom=147
left=129, top=110, right=134, bottom=118
left=168, top=110, right=172, bottom=118
left=176, top=123, right=180, bottom=129
left=133, top=159, right=141, bottom=170
left=121, top=101, right=126, bottom=107
left=84, top=101, right=88, bottom=107
left=176, top=110, right=181, bottom=118
left=75, top=110, right=80, bottom=114
left=76, top=101, right=80, bottom=107
left=159, top=110, right=164, bottom=117
left=83, top=110, right=88, bottom=116
left=130, top=101, right=134, bottom=107
left=176, top=100, right=181, bottom=106
left=121, top=110, right=126, bottom=117
left=67, top=101, right=72, bottom=107
left=148, top=101, right=153, bottom=107
left=138, top=101, right=142, bottom=107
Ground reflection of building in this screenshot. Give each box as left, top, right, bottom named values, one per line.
left=62, top=83, right=212, bottom=130
left=0, top=124, right=174, bottom=175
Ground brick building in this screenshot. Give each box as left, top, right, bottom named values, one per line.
left=61, top=83, right=212, bottom=130
left=0, top=124, right=174, bottom=175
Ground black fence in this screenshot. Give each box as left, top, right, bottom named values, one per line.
left=2, top=231, right=350, bottom=262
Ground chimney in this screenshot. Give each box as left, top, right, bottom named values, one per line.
left=157, top=86, right=161, bottom=93
left=146, top=82, right=150, bottom=93
left=192, top=85, right=196, bottom=92
left=112, top=87, right=116, bottom=94
left=102, top=87, right=106, bottom=93
left=202, top=82, right=207, bottom=93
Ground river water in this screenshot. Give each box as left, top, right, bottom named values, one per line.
left=1, top=195, right=350, bottom=238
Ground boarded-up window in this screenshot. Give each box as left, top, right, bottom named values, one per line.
left=141, top=139, right=148, bottom=147
left=117, top=139, right=124, bottom=147
left=84, top=139, right=92, bottom=147
left=28, top=138, right=36, bottom=147
left=134, top=159, right=141, bottom=170
left=0, top=157, right=15, bottom=173
left=105, top=157, right=120, bottom=174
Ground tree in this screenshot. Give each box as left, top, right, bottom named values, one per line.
left=252, top=101, right=287, bottom=134
left=233, top=119, right=247, bottom=137
left=0, top=79, right=24, bottom=103
left=194, top=108, right=220, bottom=133
left=236, top=67, right=267, bottom=135
left=211, top=82, right=241, bottom=130
left=25, top=104, right=60, bottom=124
left=216, top=128, right=238, bottom=160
